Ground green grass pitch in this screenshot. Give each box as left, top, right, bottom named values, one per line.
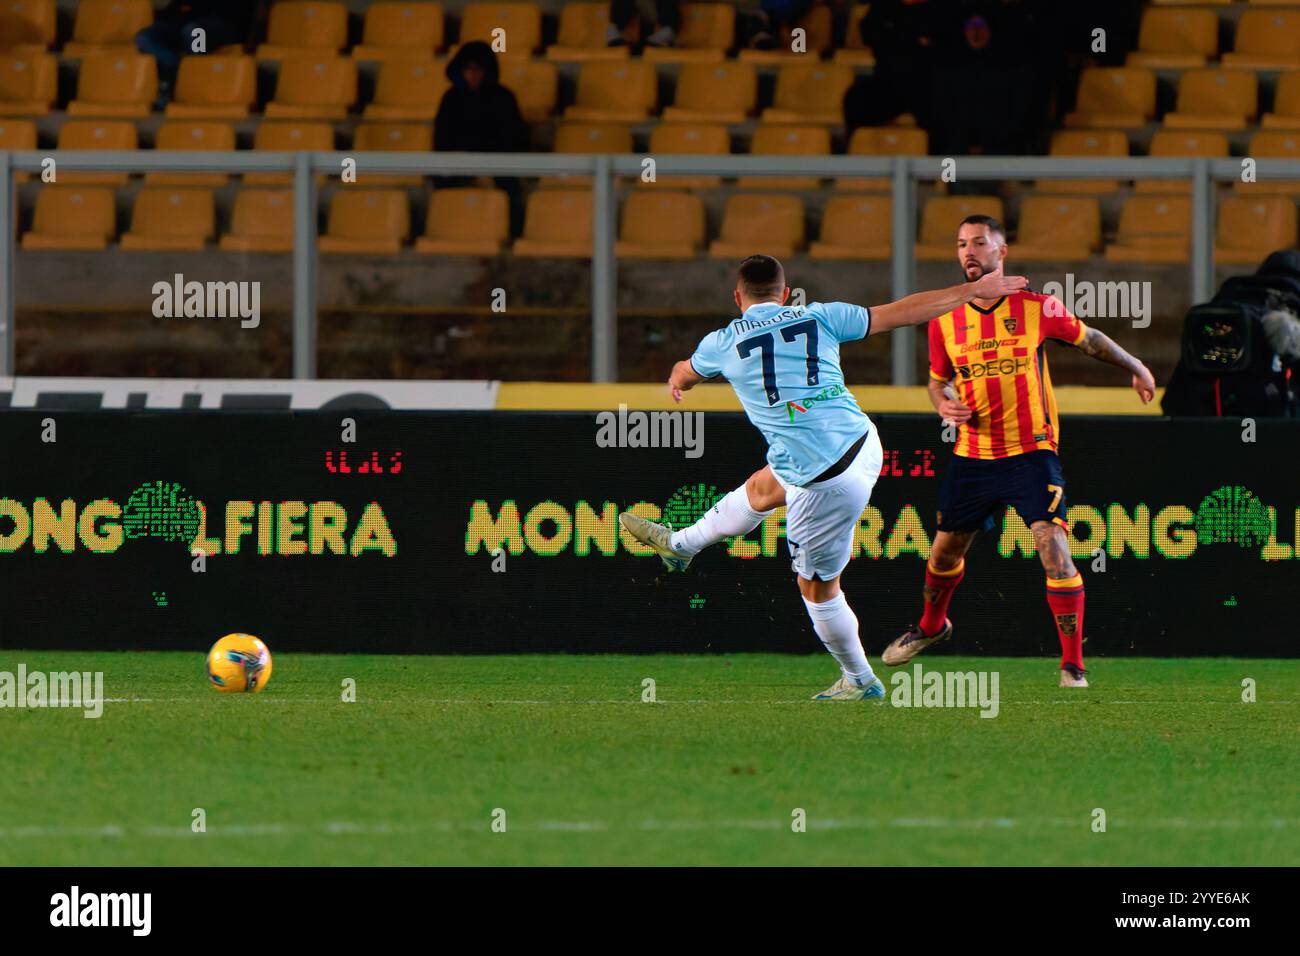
left=0, top=651, right=1296, bottom=866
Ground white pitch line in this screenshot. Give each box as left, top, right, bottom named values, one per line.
left=94, top=697, right=1298, bottom=706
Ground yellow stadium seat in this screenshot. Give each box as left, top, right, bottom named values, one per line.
left=547, top=3, right=628, bottom=62
left=915, top=196, right=1005, bottom=261
left=0, top=117, right=35, bottom=180
left=265, top=56, right=357, bottom=119
left=834, top=4, right=875, bottom=67
left=22, top=186, right=117, bottom=250
left=457, top=3, right=542, bottom=59
left=738, top=3, right=831, bottom=63
left=1262, top=70, right=1300, bottom=128
left=1064, top=67, right=1156, bottom=128
left=352, top=122, right=433, bottom=185
left=56, top=120, right=137, bottom=185
left=256, top=1, right=348, bottom=59
left=643, top=3, right=734, bottom=63
left=246, top=121, right=335, bottom=184
left=761, top=63, right=853, bottom=125
left=1235, top=131, right=1300, bottom=195
left=810, top=194, right=891, bottom=260
left=1216, top=196, right=1297, bottom=264
left=0, top=52, right=54, bottom=115
left=662, top=61, right=756, bottom=124
left=837, top=126, right=927, bottom=191
left=1164, top=69, right=1257, bottom=130
left=564, top=61, right=657, bottom=122
left=1136, top=130, right=1229, bottom=193
left=1105, top=196, right=1191, bottom=264
left=415, top=187, right=510, bottom=255
left=362, top=58, right=449, bottom=122
left=1013, top=196, right=1102, bottom=261
left=740, top=125, right=830, bottom=191
left=514, top=189, right=593, bottom=257
left=709, top=194, right=804, bottom=259
left=544, top=122, right=633, bottom=188
left=319, top=189, right=411, bottom=254
left=615, top=190, right=705, bottom=259
left=165, top=54, right=257, bottom=119
left=643, top=122, right=729, bottom=188
left=0, top=0, right=55, bottom=53
left=1126, top=7, right=1217, bottom=68
left=220, top=188, right=295, bottom=253
left=64, top=0, right=153, bottom=57
left=121, top=187, right=215, bottom=251
left=1223, top=10, right=1300, bottom=70
left=147, top=121, right=237, bottom=186
left=353, top=2, right=445, bottom=61
left=1035, top=129, right=1128, bottom=195
left=499, top=59, right=558, bottom=122
left=67, top=52, right=158, bottom=118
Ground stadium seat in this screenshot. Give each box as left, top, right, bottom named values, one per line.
left=709, top=194, right=804, bottom=259
left=738, top=3, right=831, bottom=63
left=1235, top=131, right=1300, bottom=195
left=1037, top=130, right=1128, bottom=194
left=352, top=122, right=434, bottom=185
left=1222, top=10, right=1300, bottom=70
left=1064, top=67, right=1156, bottom=128
left=662, top=62, right=757, bottom=124
left=165, top=54, right=257, bottom=119
left=833, top=4, right=876, bottom=67
left=21, top=186, right=117, bottom=250
left=1013, top=196, right=1102, bottom=261
left=0, top=117, right=35, bottom=180
left=362, top=59, right=449, bottom=122
left=1164, top=69, right=1256, bottom=130
left=836, top=126, right=928, bottom=191
left=739, top=125, right=830, bottom=191
left=456, top=3, right=542, bottom=59
left=643, top=123, right=729, bottom=188
left=121, top=187, right=215, bottom=251
left=256, top=1, right=348, bottom=59
left=56, top=120, right=137, bottom=185
left=147, top=121, right=238, bottom=187
left=545, top=122, right=633, bottom=188
left=499, top=59, right=558, bottom=122
left=615, top=190, right=705, bottom=259
left=761, top=63, right=853, bottom=125
left=1215, top=196, right=1297, bottom=264
left=643, top=3, right=734, bottom=63
left=1136, top=131, right=1229, bottom=193
left=547, top=3, right=628, bottom=62
left=319, top=189, right=411, bottom=254
left=1126, top=7, right=1217, bottom=68
left=1105, top=196, right=1191, bottom=264
left=1262, top=71, right=1300, bottom=128
left=220, top=189, right=295, bottom=253
left=64, top=0, right=154, bottom=58
left=415, top=187, right=511, bottom=256
left=0, top=52, right=54, bottom=115
left=265, top=57, right=357, bottom=119
left=67, top=52, right=158, bottom=118
left=246, top=121, right=335, bottom=185
left=353, top=2, right=445, bottom=61
left=915, top=196, right=1005, bottom=261
left=514, top=189, right=593, bottom=257
left=564, top=61, right=657, bottom=122
left=809, top=195, right=891, bottom=260
left=0, top=0, right=55, bottom=53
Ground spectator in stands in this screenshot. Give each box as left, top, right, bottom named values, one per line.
left=135, top=0, right=260, bottom=101
left=745, top=0, right=814, bottom=52
left=843, top=0, right=938, bottom=130
left=607, top=0, right=681, bottom=48
left=434, top=41, right=529, bottom=234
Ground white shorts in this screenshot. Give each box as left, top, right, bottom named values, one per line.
left=775, top=429, right=883, bottom=582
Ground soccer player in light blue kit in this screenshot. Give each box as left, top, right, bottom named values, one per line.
left=620, top=255, right=1026, bottom=700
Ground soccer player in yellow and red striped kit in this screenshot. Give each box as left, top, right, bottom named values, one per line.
left=882, top=215, right=1157, bottom=687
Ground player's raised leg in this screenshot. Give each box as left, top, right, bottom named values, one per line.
left=1033, top=520, right=1088, bottom=687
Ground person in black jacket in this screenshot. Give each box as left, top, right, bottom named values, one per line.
left=136, top=0, right=259, bottom=92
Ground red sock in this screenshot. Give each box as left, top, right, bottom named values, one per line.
left=1046, top=574, right=1085, bottom=670
left=919, top=559, right=964, bottom=637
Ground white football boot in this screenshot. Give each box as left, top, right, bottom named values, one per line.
left=881, top=619, right=953, bottom=666
left=812, top=675, right=886, bottom=701
left=618, top=513, right=692, bottom=572
left=1059, top=663, right=1089, bottom=688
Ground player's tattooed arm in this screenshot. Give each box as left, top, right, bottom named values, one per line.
left=668, top=359, right=707, bottom=404
left=1075, top=327, right=1157, bottom=404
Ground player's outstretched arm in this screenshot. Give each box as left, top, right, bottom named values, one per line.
left=1075, top=327, right=1157, bottom=404
left=868, top=273, right=1029, bottom=334
left=667, top=359, right=707, bottom=404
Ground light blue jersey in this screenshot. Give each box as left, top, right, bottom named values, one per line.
left=690, top=301, right=874, bottom=486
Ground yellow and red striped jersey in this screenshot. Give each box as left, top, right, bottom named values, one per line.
left=928, top=290, right=1087, bottom=460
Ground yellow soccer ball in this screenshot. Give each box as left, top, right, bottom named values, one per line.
left=206, top=633, right=273, bottom=693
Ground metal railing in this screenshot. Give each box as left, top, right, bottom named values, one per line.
left=2, top=150, right=1296, bottom=383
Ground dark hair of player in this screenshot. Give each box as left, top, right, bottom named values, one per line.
left=736, top=254, right=786, bottom=300
left=959, top=214, right=1006, bottom=243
